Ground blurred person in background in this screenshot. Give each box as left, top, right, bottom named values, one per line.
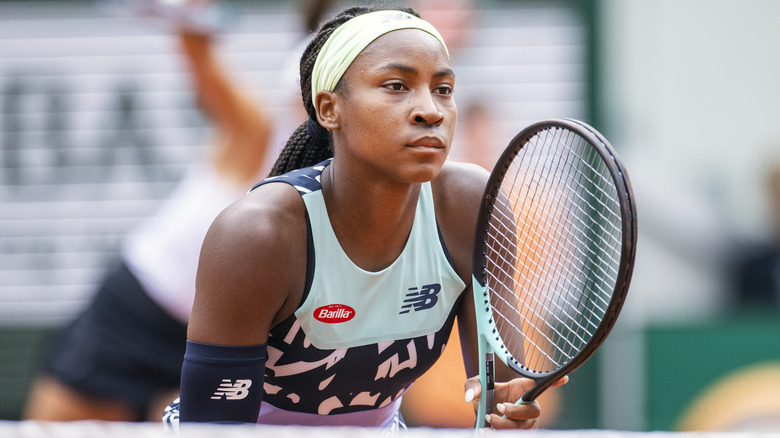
left=22, top=0, right=278, bottom=422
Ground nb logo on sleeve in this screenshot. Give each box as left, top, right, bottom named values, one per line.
left=211, top=379, right=252, bottom=400
left=399, top=283, right=441, bottom=314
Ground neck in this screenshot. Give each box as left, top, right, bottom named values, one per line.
left=321, top=160, right=421, bottom=272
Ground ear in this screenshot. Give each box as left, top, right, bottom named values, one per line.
left=314, top=90, right=340, bottom=130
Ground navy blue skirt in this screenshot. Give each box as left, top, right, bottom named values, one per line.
left=42, top=260, right=188, bottom=419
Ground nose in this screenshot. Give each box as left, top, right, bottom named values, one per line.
left=410, top=91, right=444, bottom=126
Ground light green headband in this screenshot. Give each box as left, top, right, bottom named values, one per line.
left=310, top=10, right=449, bottom=108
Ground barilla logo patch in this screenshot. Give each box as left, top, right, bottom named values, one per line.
left=314, top=304, right=355, bottom=323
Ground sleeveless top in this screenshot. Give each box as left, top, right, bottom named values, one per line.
left=251, top=159, right=466, bottom=427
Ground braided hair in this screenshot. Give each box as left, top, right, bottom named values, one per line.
left=268, top=6, right=420, bottom=177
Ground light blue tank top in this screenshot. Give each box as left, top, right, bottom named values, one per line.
left=296, top=176, right=466, bottom=349
left=252, top=159, right=466, bottom=426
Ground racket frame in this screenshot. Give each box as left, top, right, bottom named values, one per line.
left=471, top=118, right=637, bottom=428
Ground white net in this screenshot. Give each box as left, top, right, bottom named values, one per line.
left=2, top=420, right=773, bottom=438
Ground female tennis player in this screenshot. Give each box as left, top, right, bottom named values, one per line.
left=175, top=5, right=564, bottom=430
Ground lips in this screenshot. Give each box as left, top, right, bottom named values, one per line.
left=407, top=136, right=445, bottom=148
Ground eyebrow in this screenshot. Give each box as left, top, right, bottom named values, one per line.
left=376, top=63, right=455, bottom=79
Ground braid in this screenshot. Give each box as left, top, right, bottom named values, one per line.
left=268, top=6, right=421, bottom=177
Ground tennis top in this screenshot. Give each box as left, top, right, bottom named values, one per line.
left=122, top=163, right=249, bottom=323
left=252, top=159, right=466, bottom=427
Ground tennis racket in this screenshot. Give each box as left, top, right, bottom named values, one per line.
left=471, top=118, right=637, bottom=428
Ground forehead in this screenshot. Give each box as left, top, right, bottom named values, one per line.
left=353, top=28, right=451, bottom=69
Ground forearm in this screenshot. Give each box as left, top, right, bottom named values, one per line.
left=177, top=30, right=272, bottom=183
left=179, top=340, right=267, bottom=424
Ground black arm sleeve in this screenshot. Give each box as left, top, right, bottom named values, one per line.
left=179, top=340, right=267, bottom=424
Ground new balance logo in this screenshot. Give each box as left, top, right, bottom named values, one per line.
left=399, top=283, right=441, bottom=314
left=211, top=379, right=252, bottom=400
left=380, top=12, right=413, bottom=23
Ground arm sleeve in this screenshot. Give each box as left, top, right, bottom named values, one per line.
left=179, top=340, right=267, bottom=424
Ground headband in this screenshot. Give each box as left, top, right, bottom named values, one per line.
left=310, top=10, right=449, bottom=108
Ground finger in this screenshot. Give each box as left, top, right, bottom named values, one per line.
left=486, top=413, right=537, bottom=430
left=496, top=400, right=541, bottom=421
left=464, top=376, right=482, bottom=403
left=494, top=378, right=534, bottom=404
left=552, top=375, right=569, bottom=387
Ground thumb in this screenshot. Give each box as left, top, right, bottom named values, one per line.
left=464, top=376, right=482, bottom=404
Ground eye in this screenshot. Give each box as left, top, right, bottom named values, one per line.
left=384, top=82, right=407, bottom=91
left=433, top=85, right=453, bottom=96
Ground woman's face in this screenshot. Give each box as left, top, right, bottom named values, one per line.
left=327, top=28, right=457, bottom=184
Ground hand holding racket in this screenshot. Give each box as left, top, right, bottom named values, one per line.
left=471, top=119, right=637, bottom=429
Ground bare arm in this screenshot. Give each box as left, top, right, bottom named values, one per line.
left=187, top=183, right=307, bottom=345
left=178, top=30, right=273, bottom=185
left=432, top=161, right=490, bottom=376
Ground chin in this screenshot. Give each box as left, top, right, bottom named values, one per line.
left=404, top=161, right=445, bottom=183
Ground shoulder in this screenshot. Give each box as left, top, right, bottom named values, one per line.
left=430, top=160, right=490, bottom=281
left=189, top=181, right=308, bottom=345
left=433, top=160, right=490, bottom=203
left=432, top=160, right=490, bottom=225
left=208, top=182, right=305, bottom=252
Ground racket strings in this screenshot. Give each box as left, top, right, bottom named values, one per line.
left=485, top=126, right=623, bottom=373
left=511, top=161, right=617, bottom=363
left=506, top=132, right=611, bottom=324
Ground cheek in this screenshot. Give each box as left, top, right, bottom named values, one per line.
left=344, top=94, right=381, bottom=122
left=444, top=105, right=458, bottom=137
left=362, top=104, right=397, bottom=132
left=341, top=106, right=389, bottom=143
left=351, top=108, right=382, bottom=133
